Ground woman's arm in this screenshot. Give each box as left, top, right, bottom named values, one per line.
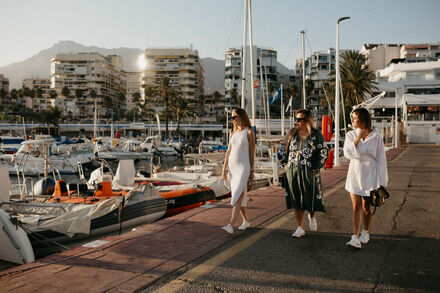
left=248, top=128, right=256, bottom=180
left=222, top=132, right=233, bottom=180
left=343, top=131, right=361, bottom=160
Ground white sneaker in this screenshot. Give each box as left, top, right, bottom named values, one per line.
left=359, top=230, right=370, bottom=244
left=292, top=226, right=305, bottom=238
left=238, top=221, right=250, bottom=230
left=346, top=235, right=362, bottom=249
left=308, top=214, right=317, bottom=232
left=222, top=224, right=233, bottom=234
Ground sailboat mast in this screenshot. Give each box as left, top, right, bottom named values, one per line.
left=241, top=0, right=247, bottom=109
left=93, top=99, right=97, bottom=138
left=301, top=30, right=306, bottom=109
left=247, top=0, right=256, bottom=124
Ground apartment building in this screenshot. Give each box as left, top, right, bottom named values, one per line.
left=0, top=74, right=9, bottom=107
left=224, top=47, right=277, bottom=118
left=50, top=53, right=127, bottom=120
left=22, top=78, right=52, bottom=113
left=125, top=71, right=142, bottom=112
left=361, top=43, right=440, bottom=74
left=295, top=48, right=338, bottom=119
left=140, top=48, right=204, bottom=107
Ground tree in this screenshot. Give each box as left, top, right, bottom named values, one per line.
left=61, top=86, right=70, bottom=99
left=339, top=50, right=377, bottom=106
left=48, top=90, right=58, bottom=100
left=153, top=77, right=180, bottom=138
left=117, top=91, right=126, bottom=121
left=229, top=88, right=240, bottom=106
left=170, top=96, right=196, bottom=134
left=195, top=94, right=206, bottom=119
left=212, top=91, right=221, bottom=104
left=103, top=96, right=113, bottom=118
left=38, top=107, right=63, bottom=135
left=34, top=88, right=44, bottom=112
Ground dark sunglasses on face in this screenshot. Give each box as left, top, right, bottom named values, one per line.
left=231, top=116, right=238, bottom=121
left=296, top=118, right=305, bottom=122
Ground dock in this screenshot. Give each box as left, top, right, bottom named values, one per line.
left=0, top=145, right=439, bottom=292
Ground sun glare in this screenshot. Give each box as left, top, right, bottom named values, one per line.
left=137, top=54, right=147, bottom=70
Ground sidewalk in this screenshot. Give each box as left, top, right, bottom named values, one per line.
left=0, top=147, right=407, bottom=292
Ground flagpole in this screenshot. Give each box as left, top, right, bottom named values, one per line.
left=281, top=84, right=284, bottom=136
left=264, top=60, right=271, bottom=135
left=241, top=0, right=247, bottom=109
left=247, top=0, right=256, bottom=124
left=259, top=56, right=268, bottom=135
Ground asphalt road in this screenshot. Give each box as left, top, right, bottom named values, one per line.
left=145, top=144, right=440, bottom=293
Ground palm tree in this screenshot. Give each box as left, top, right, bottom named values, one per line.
left=117, top=91, right=126, bottom=121
left=170, top=96, right=196, bottom=134
left=103, top=96, right=113, bottom=119
left=195, top=94, right=206, bottom=120
left=48, top=89, right=58, bottom=100
left=34, top=88, right=44, bottom=112
left=61, top=86, right=70, bottom=99
left=153, top=77, right=180, bottom=138
left=212, top=91, right=221, bottom=104
left=339, top=50, right=377, bottom=106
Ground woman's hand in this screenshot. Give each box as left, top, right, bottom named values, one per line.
left=355, top=129, right=371, bottom=145
left=249, top=169, right=254, bottom=181
left=222, top=168, right=228, bottom=180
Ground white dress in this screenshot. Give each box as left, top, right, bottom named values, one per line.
left=344, top=128, right=388, bottom=197
left=228, top=128, right=250, bottom=206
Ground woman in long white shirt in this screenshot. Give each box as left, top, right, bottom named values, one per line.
left=344, top=108, right=388, bottom=249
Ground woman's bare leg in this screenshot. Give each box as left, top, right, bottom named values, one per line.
left=350, top=193, right=362, bottom=236
left=293, top=209, right=305, bottom=227
left=240, top=206, right=248, bottom=222
left=362, top=197, right=373, bottom=232
left=229, top=191, right=244, bottom=227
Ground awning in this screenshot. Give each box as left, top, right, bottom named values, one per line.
left=404, top=94, right=440, bottom=106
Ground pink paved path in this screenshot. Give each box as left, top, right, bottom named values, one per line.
left=0, top=147, right=405, bottom=292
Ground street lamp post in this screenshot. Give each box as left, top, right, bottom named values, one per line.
left=334, top=16, right=350, bottom=167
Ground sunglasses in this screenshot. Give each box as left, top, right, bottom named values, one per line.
left=296, top=118, right=306, bottom=122
left=231, top=116, right=238, bottom=121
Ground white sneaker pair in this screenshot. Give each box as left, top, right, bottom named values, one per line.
left=222, top=221, right=251, bottom=234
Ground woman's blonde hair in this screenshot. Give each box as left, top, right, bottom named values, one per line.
left=232, top=107, right=252, bottom=130
left=284, top=108, right=315, bottom=146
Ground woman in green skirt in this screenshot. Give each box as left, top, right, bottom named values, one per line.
left=278, top=109, right=328, bottom=237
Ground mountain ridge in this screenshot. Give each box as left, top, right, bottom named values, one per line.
left=0, top=40, right=294, bottom=93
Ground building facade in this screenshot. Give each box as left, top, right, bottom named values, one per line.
left=295, top=48, right=338, bottom=119
left=224, top=47, right=277, bottom=118
left=125, top=71, right=142, bottom=112
left=140, top=48, right=204, bottom=105
left=50, top=53, right=127, bottom=120
left=0, top=74, right=9, bottom=107
left=22, top=78, right=52, bottom=113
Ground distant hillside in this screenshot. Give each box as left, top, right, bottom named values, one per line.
left=200, top=57, right=225, bottom=94
left=0, top=40, right=294, bottom=94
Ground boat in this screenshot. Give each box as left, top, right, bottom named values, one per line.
left=156, top=184, right=215, bottom=216
left=0, top=160, right=167, bottom=254
left=0, top=208, right=34, bottom=264
left=140, top=135, right=180, bottom=156
left=0, top=136, right=26, bottom=154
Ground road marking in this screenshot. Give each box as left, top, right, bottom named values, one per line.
left=154, top=215, right=290, bottom=293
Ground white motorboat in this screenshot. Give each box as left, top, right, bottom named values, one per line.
left=140, top=136, right=179, bottom=156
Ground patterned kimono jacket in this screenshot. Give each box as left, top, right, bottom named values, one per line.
left=278, top=128, right=328, bottom=212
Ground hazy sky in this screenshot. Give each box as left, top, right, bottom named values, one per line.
left=1, top=0, right=439, bottom=69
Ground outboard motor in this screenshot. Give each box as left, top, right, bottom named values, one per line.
left=34, top=177, right=56, bottom=195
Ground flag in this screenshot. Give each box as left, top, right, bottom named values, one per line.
left=285, top=97, right=293, bottom=112
left=269, top=88, right=282, bottom=104
left=253, top=79, right=259, bottom=88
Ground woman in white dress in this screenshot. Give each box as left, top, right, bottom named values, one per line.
left=221, top=108, right=255, bottom=234
left=344, top=108, right=388, bottom=248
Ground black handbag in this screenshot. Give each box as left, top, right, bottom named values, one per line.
left=367, top=186, right=390, bottom=215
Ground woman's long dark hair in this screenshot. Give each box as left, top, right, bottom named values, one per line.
left=232, top=107, right=252, bottom=130
left=284, top=108, right=315, bottom=146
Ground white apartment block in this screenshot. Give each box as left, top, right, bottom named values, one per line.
left=296, top=48, right=337, bottom=115
left=140, top=48, right=204, bottom=107
left=125, top=71, right=142, bottom=112
left=22, top=78, right=52, bottom=113
left=224, top=47, right=277, bottom=117
left=361, top=43, right=440, bottom=74
left=50, top=53, right=127, bottom=120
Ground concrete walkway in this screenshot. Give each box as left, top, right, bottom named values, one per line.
left=1, top=146, right=439, bottom=292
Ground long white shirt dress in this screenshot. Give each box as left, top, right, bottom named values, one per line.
left=228, top=128, right=250, bottom=206
left=344, top=128, right=388, bottom=197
